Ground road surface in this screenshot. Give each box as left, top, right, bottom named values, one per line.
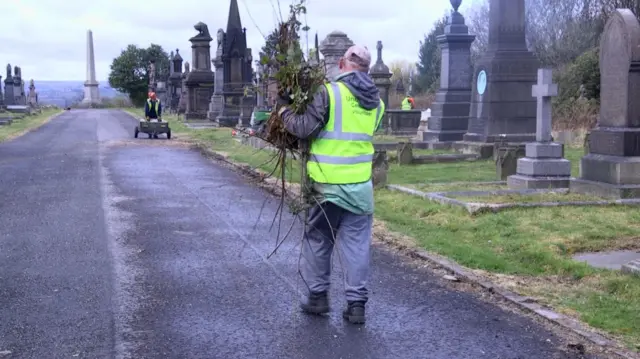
left=0, top=110, right=600, bottom=359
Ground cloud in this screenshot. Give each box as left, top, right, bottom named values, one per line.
left=0, top=0, right=473, bottom=82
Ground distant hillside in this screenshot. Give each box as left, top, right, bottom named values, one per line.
left=24, top=81, right=124, bottom=108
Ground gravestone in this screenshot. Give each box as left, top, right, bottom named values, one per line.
left=416, top=108, right=432, bottom=138
left=397, top=142, right=413, bottom=165
left=27, top=79, right=39, bottom=112
left=571, top=9, right=640, bottom=199
left=583, top=132, right=590, bottom=154
left=4, top=65, right=14, bottom=106
left=13, top=66, right=25, bottom=105
left=372, top=150, right=389, bottom=188
left=168, top=49, right=183, bottom=113
left=207, top=28, right=225, bottom=121
left=508, top=69, right=571, bottom=189
left=456, top=0, right=539, bottom=157
left=216, top=0, right=256, bottom=127
left=420, top=0, right=475, bottom=142
left=496, top=147, right=519, bottom=180
left=185, top=22, right=216, bottom=120
left=320, top=31, right=354, bottom=81
left=177, top=62, right=190, bottom=114
left=369, top=41, right=392, bottom=110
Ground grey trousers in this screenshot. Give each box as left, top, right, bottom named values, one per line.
left=299, top=201, right=373, bottom=302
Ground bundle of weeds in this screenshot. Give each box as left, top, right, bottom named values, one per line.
left=249, top=1, right=326, bottom=258
left=258, top=1, right=325, bottom=175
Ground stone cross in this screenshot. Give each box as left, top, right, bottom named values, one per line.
left=375, top=41, right=383, bottom=65
left=531, top=68, right=557, bottom=143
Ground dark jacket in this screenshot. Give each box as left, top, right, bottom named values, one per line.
left=281, top=71, right=382, bottom=139
left=145, top=99, right=162, bottom=118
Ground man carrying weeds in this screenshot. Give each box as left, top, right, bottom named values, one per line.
left=277, top=45, right=385, bottom=324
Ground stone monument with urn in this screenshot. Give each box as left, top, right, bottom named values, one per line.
left=184, top=22, right=216, bottom=120
left=420, top=0, right=475, bottom=142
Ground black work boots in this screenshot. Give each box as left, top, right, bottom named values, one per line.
left=300, top=292, right=366, bottom=324
left=342, top=301, right=366, bottom=324
left=300, top=292, right=330, bottom=314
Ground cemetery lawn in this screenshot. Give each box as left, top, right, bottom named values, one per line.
left=130, top=110, right=640, bottom=349
left=408, top=181, right=507, bottom=192
left=452, top=192, right=603, bottom=204
left=0, top=108, right=62, bottom=143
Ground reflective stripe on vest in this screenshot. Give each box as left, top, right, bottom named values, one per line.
left=147, top=99, right=159, bottom=113
left=307, top=82, right=385, bottom=184
left=401, top=97, right=411, bottom=110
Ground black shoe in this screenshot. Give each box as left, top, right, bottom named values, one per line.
left=300, top=292, right=330, bottom=315
left=342, top=301, right=366, bottom=324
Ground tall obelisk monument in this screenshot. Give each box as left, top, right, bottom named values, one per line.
left=81, top=29, right=101, bottom=105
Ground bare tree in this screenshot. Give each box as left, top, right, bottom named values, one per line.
left=467, top=0, right=604, bottom=67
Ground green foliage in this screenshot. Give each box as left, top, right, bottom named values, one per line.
left=555, top=47, right=600, bottom=104
left=260, top=28, right=281, bottom=64
left=416, top=15, right=448, bottom=93
left=260, top=26, right=302, bottom=68
left=108, top=44, right=170, bottom=106
left=261, top=0, right=322, bottom=114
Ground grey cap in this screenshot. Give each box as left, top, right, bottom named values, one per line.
left=344, top=45, right=371, bottom=70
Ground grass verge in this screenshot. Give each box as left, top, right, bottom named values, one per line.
left=374, top=188, right=640, bottom=349
left=122, top=108, right=640, bottom=350
left=453, top=192, right=604, bottom=204
left=0, top=109, right=63, bottom=142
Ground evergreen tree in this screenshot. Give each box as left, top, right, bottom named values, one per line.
left=416, top=15, right=448, bottom=93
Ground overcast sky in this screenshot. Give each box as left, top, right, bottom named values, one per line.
left=0, top=0, right=478, bottom=82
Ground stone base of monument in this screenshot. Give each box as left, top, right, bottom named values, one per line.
left=507, top=143, right=571, bottom=189
left=6, top=105, right=29, bottom=114
left=570, top=178, right=640, bottom=199
left=507, top=175, right=571, bottom=189
left=206, top=111, right=220, bottom=122
left=374, top=141, right=452, bottom=151
left=417, top=130, right=466, bottom=143
left=452, top=141, right=495, bottom=159
left=571, top=154, right=640, bottom=199
left=622, top=259, right=640, bottom=276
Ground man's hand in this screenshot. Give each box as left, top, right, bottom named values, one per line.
left=145, top=116, right=150, bottom=121
left=277, top=92, right=293, bottom=107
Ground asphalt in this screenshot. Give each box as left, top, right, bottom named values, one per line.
left=0, top=109, right=604, bottom=359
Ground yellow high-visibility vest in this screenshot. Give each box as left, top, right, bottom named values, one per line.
left=307, top=82, right=385, bottom=184
left=401, top=97, right=411, bottom=110
left=147, top=99, right=160, bottom=113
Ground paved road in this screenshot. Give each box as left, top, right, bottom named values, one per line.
left=0, top=109, right=601, bottom=359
